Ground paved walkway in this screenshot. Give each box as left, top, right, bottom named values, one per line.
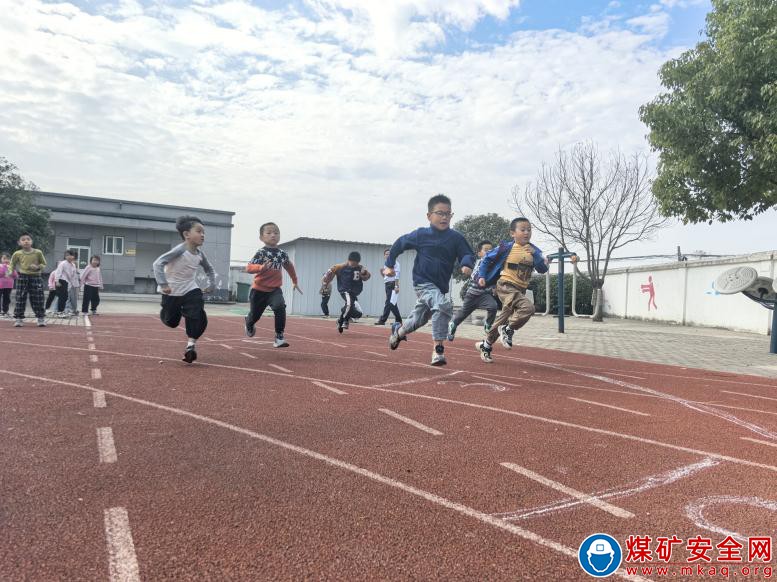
left=33, top=300, right=777, bottom=379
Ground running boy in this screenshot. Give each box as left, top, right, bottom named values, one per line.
left=475, top=217, right=548, bottom=363
left=244, top=222, right=299, bottom=347
left=9, top=232, right=47, bottom=327
left=447, top=240, right=499, bottom=341
left=322, top=251, right=371, bottom=334
left=153, top=215, right=216, bottom=363
left=385, top=194, right=474, bottom=365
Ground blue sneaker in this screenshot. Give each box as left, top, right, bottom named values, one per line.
left=389, top=322, right=406, bottom=350
left=447, top=321, right=456, bottom=341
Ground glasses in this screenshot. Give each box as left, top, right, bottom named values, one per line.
left=430, top=211, right=454, bottom=218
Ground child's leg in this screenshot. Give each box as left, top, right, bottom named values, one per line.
left=247, top=289, right=270, bottom=325
left=349, top=294, right=363, bottom=319
left=428, top=288, right=453, bottom=342
left=1, top=288, right=10, bottom=313
left=389, top=298, right=402, bottom=323
left=81, top=286, right=90, bottom=313
left=159, top=295, right=183, bottom=329
left=68, top=286, right=78, bottom=313
left=452, top=293, right=478, bottom=327
left=399, top=286, right=434, bottom=336
left=29, top=278, right=45, bottom=319
left=181, top=289, right=207, bottom=339
left=56, top=280, right=69, bottom=312
left=320, top=294, right=329, bottom=316
left=507, top=292, right=535, bottom=330
left=45, top=289, right=56, bottom=310
left=14, top=277, right=29, bottom=319
left=486, top=282, right=517, bottom=345
left=267, top=289, right=287, bottom=336
left=338, top=292, right=353, bottom=323
left=92, top=288, right=100, bottom=312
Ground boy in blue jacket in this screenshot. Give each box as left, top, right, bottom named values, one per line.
left=475, top=217, right=548, bottom=363
left=384, top=194, right=475, bottom=366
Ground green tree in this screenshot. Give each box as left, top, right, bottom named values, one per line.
left=639, top=0, right=777, bottom=224
left=452, top=213, right=511, bottom=282
left=0, top=157, right=52, bottom=254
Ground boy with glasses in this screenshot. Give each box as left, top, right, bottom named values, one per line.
left=385, top=194, right=474, bottom=365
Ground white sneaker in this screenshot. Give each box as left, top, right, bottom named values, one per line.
left=475, top=341, right=493, bottom=363
left=14, top=319, right=23, bottom=327
left=498, top=325, right=514, bottom=349
left=273, top=335, right=289, bottom=348
left=37, top=318, right=47, bottom=327
left=431, top=347, right=447, bottom=366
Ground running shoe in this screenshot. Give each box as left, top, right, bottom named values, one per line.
left=389, top=322, right=406, bottom=350
left=244, top=316, right=255, bottom=338
left=498, top=325, right=514, bottom=349
left=183, top=345, right=197, bottom=363
left=447, top=321, right=457, bottom=341
left=273, top=335, right=289, bottom=348
left=431, top=345, right=447, bottom=366
left=475, top=341, right=493, bottom=363
left=37, top=318, right=47, bottom=327
left=13, top=319, right=23, bottom=327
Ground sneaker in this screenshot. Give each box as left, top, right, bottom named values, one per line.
left=498, top=325, right=514, bottom=349
left=388, top=322, right=407, bottom=350
left=337, top=320, right=344, bottom=334
left=343, top=320, right=349, bottom=330
left=183, top=345, right=197, bottom=363
left=90, top=311, right=98, bottom=316
left=484, top=322, right=492, bottom=333
left=13, top=319, right=23, bottom=327
left=447, top=321, right=457, bottom=341
left=476, top=341, right=493, bottom=363
left=431, top=345, right=447, bottom=366
left=273, top=335, right=289, bottom=348
left=374, top=320, right=386, bottom=325
left=37, top=318, right=47, bottom=327
left=244, top=316, right=255, bottom=338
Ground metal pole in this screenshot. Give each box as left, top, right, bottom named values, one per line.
left=557, top=246, right=565, bottom=334
left=771, top=309, right=777, bottom=354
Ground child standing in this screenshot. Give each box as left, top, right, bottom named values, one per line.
left=322, top=251, right=371, bottom=334
left=153, top=215, right=216, bottom=363
left=53, top=250, right=80, bottom=317
left=475, top=217, right=548, bottom=363
left=0, top=253, right=18, bottom=317
left=447, top=240, right=499, bottom=341
left=319, top=273, right=332, bottom=317
left=375, top=248, right=402, bottom=326
left=80, top=255, right=103, bottom=315
left=244, top=222, right=299, bottom=347
left=9, top=232, right=47, bottom=327
left=45, top=270, right=58, bottom=313
left=385, top=194, right=474, bottom=365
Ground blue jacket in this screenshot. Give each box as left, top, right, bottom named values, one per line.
left=477, top=240, right=547, bottom=287
left=386, top=227, right=474, bottom=294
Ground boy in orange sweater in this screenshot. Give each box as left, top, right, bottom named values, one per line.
left=244, top=222, right=299, bottom=347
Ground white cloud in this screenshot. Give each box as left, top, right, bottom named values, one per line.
left=627, top=12, right=671, bottom=38
left=3, top=0, right=756, bottom=261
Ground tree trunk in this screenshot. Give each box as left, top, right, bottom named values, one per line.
left=592, top=285, right=604, bottom=322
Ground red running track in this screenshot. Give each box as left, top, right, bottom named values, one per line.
left=1, top=314, right=776, bottom=581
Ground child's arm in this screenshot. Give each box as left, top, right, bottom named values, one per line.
left=322, top=264, right=343, bottom=285
left=282, top=261, right=300, bottom=291
left=79, top=265, right=90, bottom=285
left=477, top=244, right=503, bottom=287
left=456, top=236, right=475, bottom=276
left=531, top=245, right=549, bottom=274
left=384, top=231, right=417, bottom=276
left=198, top=250, right=217, bottom=292
left=152, top=243, right=186, bottom=294
left=245, top=250, right=266, bottom=274
left=53, top=260, right=66, bottom=285
left=360, top=266, right=371, bottom=281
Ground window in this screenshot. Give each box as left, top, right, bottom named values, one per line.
left=103, top=235, right=124, bottom=255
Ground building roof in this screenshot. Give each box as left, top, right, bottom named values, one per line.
left=280, top=236, right=392, bottom=248
left=35, top=191, right=235, bottom=216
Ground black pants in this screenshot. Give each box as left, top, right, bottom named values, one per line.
left=56, top=279, right=69, bottom=312
left=160, top=289, right=208, bottom=339
left=339, top=291, right=362, bottom=323
left=247, top=288, right=286, bottom=335
left=452, top=289, right=499, bottom=327
left=1, top=288, right=11, bottom=314
left=45, top=289, right=58, bottom=310
left=82, top=285, right=100, bottom=313
left=321, top=293, right=330, bottom=316
left=13, top=274, right=45, bottom=319
left=378, top=281, right=402, bottom=323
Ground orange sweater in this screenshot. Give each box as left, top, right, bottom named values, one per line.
left=246, top=247, right=298, bottom=292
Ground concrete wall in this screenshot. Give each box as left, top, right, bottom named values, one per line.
left=602, top=251, right=776, bottom=335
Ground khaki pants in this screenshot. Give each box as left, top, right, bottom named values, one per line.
left=486, top=280, right=535, bottom=344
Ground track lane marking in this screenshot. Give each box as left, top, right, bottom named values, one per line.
left=568, top=397, right=650, bottom=417
left=311, top=381, right=348, bottom=395
left=91, top=368, right=102, bottom=380
left=722, top=390, right=777, bottom=402
left=239, top=352, right=257, bottom=359
left=500, top=463, right=635, bottom=519
left=97, top=427, right=117, bottom=463
left=378, top=408, right=443, bottom=436
left=90, top=355, right=99, bottom=363
left=269, top=363, right=293, bottom=374
left=740, top=437, right=777, bottom=449
left=104, top=507, right=140, bottom=582
left=93, top=391, right=107, bottom=408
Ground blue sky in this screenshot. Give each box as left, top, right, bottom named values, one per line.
left=4, top=0, right=772, bottom=263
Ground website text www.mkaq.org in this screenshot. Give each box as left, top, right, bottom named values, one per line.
left=625, top=564, right=773, bottom=578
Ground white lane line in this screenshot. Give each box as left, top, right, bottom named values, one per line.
left=4, top=358, right=777, bottom=476
left=311, top=381, right=347, bottom=395
left=91, top=368, right=102, bottom=381
left=604, top=373, right=646, bottom=380
left=104, top=507, right=140, bottom=582
left=371, top=370, right=462, bottom=389
left=741, top=437, right=777, bottom=449
left=84, top=315, right=92, bottom=328
left=93, top=391, right=107, bottom=408
left=568, top=397, right=651, bottom=417
left=365, top=351, right=388, bottom=358
left=97, top=427, right=117, bottom=463
left=268, top=363, right=292, bottom=373
left=90, top=355, right=99, bottom=363
left=379, top=408, right=443, bottom=436
left=88, top=343, right=96, bottom=350
left=500, top=463, right=635, bottom=519
left=218, top=343, right=233, bottom=350
left=722, top=390, right=777, bottom=402
left=239, top=352, right=257, bottom=359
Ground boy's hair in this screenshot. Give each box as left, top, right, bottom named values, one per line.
left=384, top=248, right=391, bottom=254
left=427, top=194, right=451, bottom=211
left=90, top=255, right=101, bottom=263
left=348, top=251, right=361, bottom=262
left=510, top=217, right=531, bottom=231
left=18, top=232, right=32, bottom=240
left=64, top=250, right=75, bottom=258
left=477, top=240, right=493, bottom=252
left=259, top=222, right=278, bottom=236
left=175, top=215, right=203, bottom=240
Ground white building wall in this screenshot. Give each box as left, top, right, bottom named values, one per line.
left=602, top=251, right=776, bottom=335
